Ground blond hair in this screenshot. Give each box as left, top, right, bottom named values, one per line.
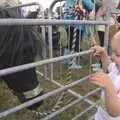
left=111, top=31, right=120, bottom=52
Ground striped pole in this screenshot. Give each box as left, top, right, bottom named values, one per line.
left=66, top=1, right=82, bottom=92
left=70, top=0, right=83, bottom=69
left=71, top=12, right=78, bottom=55
left=66, top=1, right=80, bottom=93
left=71, top=0, right=80, bottom=55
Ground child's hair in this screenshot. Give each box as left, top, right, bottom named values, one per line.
left=111, top=31, right=120, bottom=52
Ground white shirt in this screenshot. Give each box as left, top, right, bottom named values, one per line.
left=108, top=63, right=120, bottom=93
left=95, top=62, right=120, bottom=120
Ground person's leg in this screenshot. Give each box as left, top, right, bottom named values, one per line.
left=69, top=26, right=74, bottom=52
left=98, top=31, right=104, bottom=47
left=75, top=29, right=80, bottom=52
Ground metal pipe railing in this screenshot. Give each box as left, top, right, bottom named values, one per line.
left=42, top=88, right=101, bottom=120
left=0, top=19, right=109, bottom=26
left=48, top=0, right=66, bottom=81
left=48, top=25, right=53, bottom=80
left=0, top=75, right=90, bottom=118
left=0, top=50, right=92, bottom=77
left=0, top=0, right=110, bottom=119
left=72, top=100, right=101, bottom=120
left=0, top=2, right=41, bottom=10
left=51, top=80, right=95, bottom=105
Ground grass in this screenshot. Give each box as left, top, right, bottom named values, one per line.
left=0, top=38, right=101, bottom=120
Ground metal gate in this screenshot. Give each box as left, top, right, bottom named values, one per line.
left=0, top=0, right=116, bottom=119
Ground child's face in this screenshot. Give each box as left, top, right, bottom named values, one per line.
left=112, top=50, right=120, bottom=70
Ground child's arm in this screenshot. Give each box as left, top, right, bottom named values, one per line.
left=105, top=88, right=120, bottom=117
left=91, top=45, right=111, bottom=68
left=89, top=72, right=120, bottom=117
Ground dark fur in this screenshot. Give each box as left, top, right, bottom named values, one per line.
left=0, top=7, right=42, bottom=106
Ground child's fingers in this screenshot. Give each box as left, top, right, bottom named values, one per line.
left=90, top=46, right=97, bottom=52
left=90, top=72, right=104, bottom=77
left=91, top=72, right=106, bottom=76
left=89, top=78, right=104, bottom=87
left=90, top=80, right=103, bottom=87
left=89, top=76, right=101, bottom=82
left=91, top=45, right=99, bottom=49
left=90, top=74, right=105, bottom=80
left=89, top=75, right=101, bottom=83
left=93, top=52, right=101, bottom=56
left=89, top=73, right=105, bottom=82
left=90, top=47, right=101, bottom=56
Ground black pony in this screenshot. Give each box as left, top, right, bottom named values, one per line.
left=0, top=4, right=43, bottom=110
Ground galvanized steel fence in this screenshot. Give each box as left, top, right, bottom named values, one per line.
left=0, top=0, right=115, bottom=119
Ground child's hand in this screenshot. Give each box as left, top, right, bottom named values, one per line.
left=89, top=72, right=114, bottom=90
left=90, top=45, right=109, bottom=67
left=90, top=45, right=106, bottom=57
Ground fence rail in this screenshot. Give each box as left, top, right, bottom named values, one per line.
left=0, top=19, right=109, bottom=26
left=0, top=50, right=92, bottom=77
left=0, top=75, right=90, bottom=118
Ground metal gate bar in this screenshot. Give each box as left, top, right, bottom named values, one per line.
left=0, top=19, right=109, bottom=26
left=51, top=80, right=96, bottom=105
left=0, top=75, right=90, bottom=118
left=0, top=50, right=92, bottom=77
left=0, top=2, right=40, bottom=11
left=0, top=0, right=113, bottom=118
left=42, top=88, right=101, bottom=120
left=72, top=100, right=101, bottom=120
